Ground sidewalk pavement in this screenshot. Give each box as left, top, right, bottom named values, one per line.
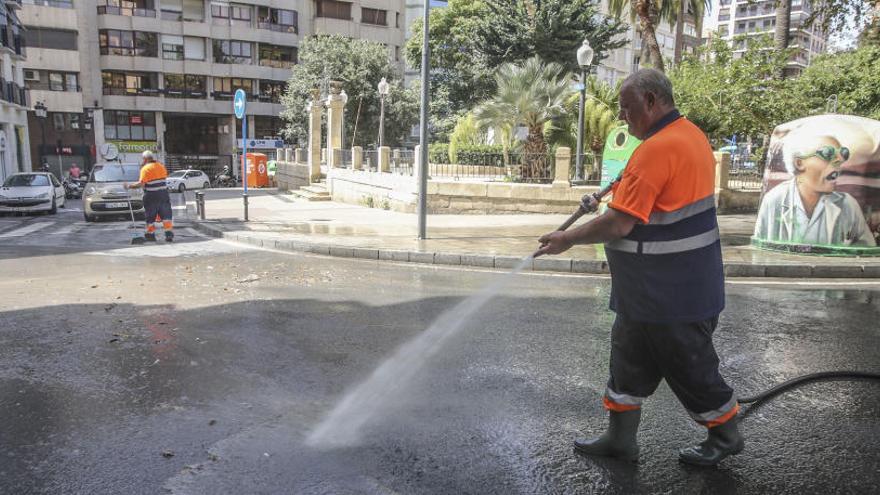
left=187, top=189, right=880, bottom=278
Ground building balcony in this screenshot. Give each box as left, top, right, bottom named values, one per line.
left=27, top=89, right=83, bottom=113
left=103, top=87, right=161, bottom=97
left=0, top=79, right=28, bottom=107
left=97, top=5, right=156, bottom=18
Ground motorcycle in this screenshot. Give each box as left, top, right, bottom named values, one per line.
left=63, top=178, right=83, bottom=199
left=213, top=171, right=237, bottom=188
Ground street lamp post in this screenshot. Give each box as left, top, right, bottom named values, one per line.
left=377, top=77, right=390, bottom=149
left=340, top=89, right=348, bottom=151
left=34, top=101, right=48, bottom=173
left=575, top=39, right=594, bottom=182
left=416, top=0, right=430, bottom=240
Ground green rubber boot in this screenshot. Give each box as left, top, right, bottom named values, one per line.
left=679, top=417, right=744, bottom=466
left=573, top=409, right=641, bottom=462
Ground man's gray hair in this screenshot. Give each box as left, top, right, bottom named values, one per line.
left=780, top=127, right=840, bottom=175
left=142, top=150, right=155, bottom=162
left=624, top=68, right=675, bottom=106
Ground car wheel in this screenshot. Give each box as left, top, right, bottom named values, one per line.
left=178, top=184, right=186, bottom=193
left=49, top=198, right=57, bottom=215
left=203, top=182, right=210, bottom=189
left=84, top=212, right=96, bottom=222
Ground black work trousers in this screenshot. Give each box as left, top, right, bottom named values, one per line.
left=604, top=314, right=737, bottom=425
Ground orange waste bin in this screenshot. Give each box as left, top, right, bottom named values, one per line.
left=246, top=153, right=269, bottom=188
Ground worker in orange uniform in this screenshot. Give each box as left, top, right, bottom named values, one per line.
left=536, top=69, right=742, bottom=466
left=125, top=150, right=174, bottom=242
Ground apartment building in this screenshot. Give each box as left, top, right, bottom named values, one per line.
left=21, top=0, right=406, bottom=174
left=0, top=0, right=31, bottom=182
left=712, top=0, right=826, bottom=71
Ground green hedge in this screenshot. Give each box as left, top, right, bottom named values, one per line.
left=428, top=143, right=506, bottom=165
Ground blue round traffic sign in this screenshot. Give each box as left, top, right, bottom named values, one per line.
left=233, top=89, right=247, bottom=119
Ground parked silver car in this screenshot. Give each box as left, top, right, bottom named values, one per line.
left=83, top=163, right=144, bottom=222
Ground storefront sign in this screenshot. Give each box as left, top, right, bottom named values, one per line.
left=108, top=141, right=158, bottom=154
left=239, top=139, right=284, bottom=149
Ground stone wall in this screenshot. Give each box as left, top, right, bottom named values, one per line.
left=427, top=181, right=599, bottom=214
left=275, top=162, right=311, bottom=191
left=326, top=168, right=420, bottom=213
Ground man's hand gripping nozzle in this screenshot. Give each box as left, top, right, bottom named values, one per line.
left=533, top=178, right=619, bottom=258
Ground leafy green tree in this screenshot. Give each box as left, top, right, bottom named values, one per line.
left=405, top=0, right=495, bottom=141
left=406, top=0, right=627, bottom=139
left=448, top=113, right=488, bottom=163
left=476, top=0, right=628, bottom=73
left=669, top=36, right=801, bottom=142
left=281, top=35, right=418, bottom=148
left=473, top=57, right=572, bottom=177
left=791, top=45, right=880, bottom=120
left=546, top=77, right=621, bottom=156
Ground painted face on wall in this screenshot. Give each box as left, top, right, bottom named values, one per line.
left=794, top=136, right=850, bottom=195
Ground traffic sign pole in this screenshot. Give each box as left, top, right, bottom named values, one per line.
left=234, top=89, right=248, bottom=221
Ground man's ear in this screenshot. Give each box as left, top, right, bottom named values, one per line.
left=644, top=91, right=655, bottom=108
left=794, top=158, right=805, bottom=172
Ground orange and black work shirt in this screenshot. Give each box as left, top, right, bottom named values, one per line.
left=140, top=161, right=169, bottom=192
left=605, top=110, right=724, bottom=323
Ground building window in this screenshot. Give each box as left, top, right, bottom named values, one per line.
left=257, top=80, right=285, bottom=103
left=23, top=27, right=78, bottom=51
left=361, top=7, right=387, bottom=26
left=97, top=0, right=155, bottom=17
left=316, top=0, right=351, bottom=20
left=103, top=110, right=156, bottom=140
left=256, top=6, right=297, bottom=33
left=184, top=37, right=205, bottom=60
left=258, top=44, right=297, bottom=68
left=164, top=73, right=207, bottom=98
left=53, top=113, right=65, bottom=131
left=394, top=45, right=400, bottom=62
left=99, top=30, right=158, bottom=57
left=396, top=12, right=400, bottom=28
left=213, top=40, right=253, bottom=64
left=24, top=0, right=75, bottom=8
left=161, top=0, right=203, bottom=21
left=101, top=71, right=159, bottom=96
left=162, top=35, right=184, bottom=60
left=49, top=72, right=64, bottom=91
left=213, top=77, right=253, bottom=99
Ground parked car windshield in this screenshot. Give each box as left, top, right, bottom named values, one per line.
left=90, top=164, right=141, bottom=183
left=168, top=171, right=187, bottom=178
left=3, top=174, right=50, bottom=187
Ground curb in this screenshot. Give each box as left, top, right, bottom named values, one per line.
left=191, top=221, right=880, bottom=279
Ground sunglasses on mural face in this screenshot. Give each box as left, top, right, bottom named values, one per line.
left=799, top=146, right=850, bottom=163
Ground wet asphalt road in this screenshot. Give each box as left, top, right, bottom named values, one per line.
left=1, top=208, right=879, bottom=494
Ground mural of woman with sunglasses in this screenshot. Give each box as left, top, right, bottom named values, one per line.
left=754, top=128, right=876, bottom=247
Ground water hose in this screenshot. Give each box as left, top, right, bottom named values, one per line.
left=738, top=370, right=880, bottom=408
left=543, top=180, right=880, bottom=412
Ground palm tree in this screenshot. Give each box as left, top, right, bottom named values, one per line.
left=473, top=56, right=572, bottom=179
left=546, top=77, right=621, bottom=179
left=609, top=0, right=711, bottom=71
left=774, top=0, right=792, bottom=78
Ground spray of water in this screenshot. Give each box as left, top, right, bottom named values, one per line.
left=306, top=256, right=534, bottom=448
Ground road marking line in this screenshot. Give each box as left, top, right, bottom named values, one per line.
left=48, top=223, right=80, bottom=236
left=0, top=222, right=53, bottom=238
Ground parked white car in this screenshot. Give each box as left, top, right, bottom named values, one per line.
left=0, top=172, right=66, bottom=214
left=166, top=170, right=210, bottom=192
